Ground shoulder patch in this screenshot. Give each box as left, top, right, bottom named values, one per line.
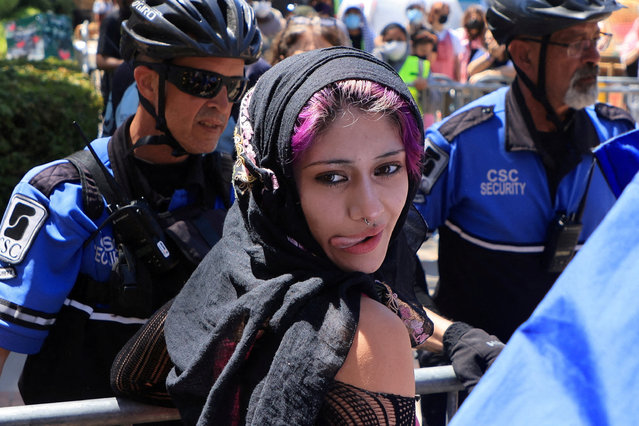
left=595, top=103, right=635, bottom=127
left=29, top=160, right=104, bottom=220
left=0, top=194, right=48, bottom=264
left=420, top=138, right=449, bottom=195
left=29, top=162, right=82, bottom=198
left=438, top=105, right=495, bottom=142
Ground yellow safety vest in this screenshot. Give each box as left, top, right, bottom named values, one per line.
left=398, top=55, right=431, bottom=113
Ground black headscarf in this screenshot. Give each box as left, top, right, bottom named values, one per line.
left=165, top=47, right=432, bottom=425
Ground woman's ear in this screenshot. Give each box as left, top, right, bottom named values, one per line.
left=134, top=64, right=158, bottom=102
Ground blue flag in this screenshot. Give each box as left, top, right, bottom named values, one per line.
left=449, top=171, right=639, bottom=426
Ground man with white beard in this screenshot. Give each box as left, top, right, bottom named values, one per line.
left=413, top=0, right=637, bottom=344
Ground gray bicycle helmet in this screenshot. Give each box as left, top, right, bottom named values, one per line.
left=121, top=0, right=262, bottom=63
left=487, top=0, right=623, bottom=45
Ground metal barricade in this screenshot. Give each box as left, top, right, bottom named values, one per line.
left=598, top=76, right=639, bottom=122
left=0, top=397, right=179, bottom=425
left=421, top=75, right=639, bottom=123
left=0, top=366, right=462, bottom=425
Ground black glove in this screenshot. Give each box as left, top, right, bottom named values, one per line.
left=443, top=321, right=504, bottom=392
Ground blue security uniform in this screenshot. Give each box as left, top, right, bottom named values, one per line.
left=0, top=120, right=232, bottom=403
left=414, top=86, right=636, bottom=341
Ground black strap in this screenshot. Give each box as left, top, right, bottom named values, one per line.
left=64, top=152, right=107, bottom=220
left=573, top=158, right=597, bottom=223
left=66, top=150, right=119, bottom=209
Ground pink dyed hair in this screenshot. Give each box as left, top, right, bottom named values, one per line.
left=291, top=80, right=423, bottom=180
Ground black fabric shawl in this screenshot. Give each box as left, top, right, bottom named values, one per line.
left=165, top=47, right=427, bottom=426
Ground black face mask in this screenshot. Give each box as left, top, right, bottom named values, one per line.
left=465, top=18, right=483, bottom=32
left=438, top=14, right=448, bottom=24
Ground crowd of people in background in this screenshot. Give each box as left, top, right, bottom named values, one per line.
left=84, top=0, right=519, bottom=139
left=3, top=0, right=639, bottom=425
left=83, top=0, right=639, bottom=136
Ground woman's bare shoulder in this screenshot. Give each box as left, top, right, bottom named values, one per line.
left=334, top=295, right=415, bottom=397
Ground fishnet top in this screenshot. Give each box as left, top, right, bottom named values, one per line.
left=111, top=301, right=418, bottom=425
left=317, top=380, right=417, bottom=426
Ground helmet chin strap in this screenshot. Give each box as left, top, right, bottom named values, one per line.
left=512, top=35, right=571, bottom=133
left=134, top=70, right=189, bottom=157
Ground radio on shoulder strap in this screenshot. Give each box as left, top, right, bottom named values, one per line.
left=66, top=123, right=180, bottom=316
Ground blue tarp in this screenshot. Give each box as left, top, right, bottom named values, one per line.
left=449, top=160, right=639, bottom=425
left=594, top=129, right=639, bottom=198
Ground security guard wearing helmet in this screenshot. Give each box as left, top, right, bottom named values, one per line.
left=414, top=0, right=636, bottom=342
left=0, top=0, right=261, bottom=403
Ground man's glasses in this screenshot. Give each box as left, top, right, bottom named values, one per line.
left=138, top=62, right=248, bottom=103
left=517, top=32, right=612, bottom=58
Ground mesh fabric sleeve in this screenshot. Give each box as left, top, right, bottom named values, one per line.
left=110, top=299, right=175, bottom=407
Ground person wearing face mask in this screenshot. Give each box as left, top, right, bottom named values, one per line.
left=373, top=23, right=411, bottom=72
left=405, top=2, right=427, bottom=39
left=373, top=23, right=431, bottom=121
left=339, top=5, right=376, bottom=53
left=411, top=28, right=440, bottom=127
left=251, top=1, right=285, bottom=60
left=456, top=4, right=486, bottom=83
left=426, top=1, right=462, bottom=81
left=412, top=27, right=438, bottom=62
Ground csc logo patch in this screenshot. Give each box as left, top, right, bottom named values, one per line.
left=419, top=138, right=449, bottom=195
left=0, top=194, right=48, bottom=264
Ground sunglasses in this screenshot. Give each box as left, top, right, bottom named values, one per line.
left=138, top=62, right=248, bottom=103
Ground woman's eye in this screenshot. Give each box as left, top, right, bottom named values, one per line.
left=376, top=163, right=401, bottom=176
left=316, top=173, right=347, bottom=185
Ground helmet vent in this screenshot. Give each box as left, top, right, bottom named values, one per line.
left=177, top=0, right=203, bottom=21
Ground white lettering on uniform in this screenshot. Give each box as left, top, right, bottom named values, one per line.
left=480, top=169, right=526, bottom=196
left=94, top=235, right=117, bottom=266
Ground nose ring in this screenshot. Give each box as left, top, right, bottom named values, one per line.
left=363, top=217, right=375, bottom=227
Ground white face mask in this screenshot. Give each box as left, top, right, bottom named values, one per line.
left=384, top=40, right=408, bottom=61
left=253, top=1, right=272, bottom=18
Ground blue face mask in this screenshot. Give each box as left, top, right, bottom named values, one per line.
left=343, top=14, right=362, bottom=30
left=406, top=9, right=423, bottom=24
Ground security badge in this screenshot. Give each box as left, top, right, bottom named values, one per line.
left=0, top=194, right=48, bottom=264
left=419, top=138, right=449, bottom=195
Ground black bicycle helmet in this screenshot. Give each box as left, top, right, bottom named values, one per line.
left=487, top=0, right=623, bottom=45
left=121, top=0, right=262, bottom=64
left=119, top=0, right=261, bottom=157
